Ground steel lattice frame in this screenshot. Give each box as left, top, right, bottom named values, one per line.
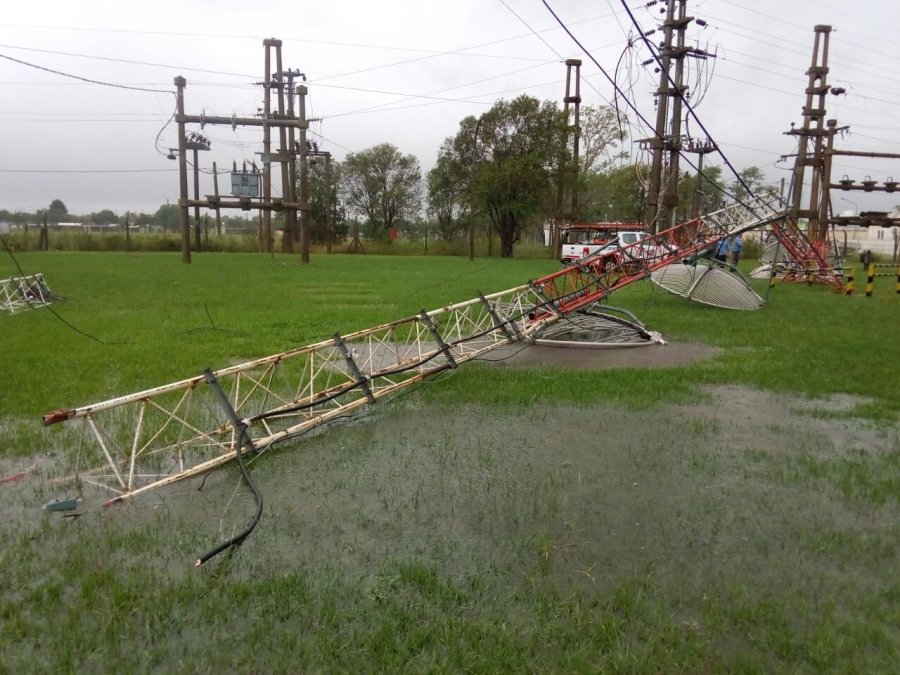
left=44, top=199, right=817, bottom=504
left=1, top=273, right=55, bottom=313
left=44, top=283, right=552, bottom=504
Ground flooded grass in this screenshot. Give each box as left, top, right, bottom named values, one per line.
left=2, top=386, right=897, bottom=671
left=2, top=253, right=898, bottom=670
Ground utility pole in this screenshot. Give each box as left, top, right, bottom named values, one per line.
left=685, top=139, right=717, bottom=218
left=661, top=0, right=690, bottom=229
left=212, top=161, right=222, bottom=236
left=469, top=114, right=485, bottom=261
left=641, top=0, right=708, bottom=232
left=186, top=132, right=210, bottom=252
left=785, top=25, right=832, bottom=241
left=174, top=76, right=191, bottom=263
left=784, top=27, right=900, bottom=236
left=553, top=59, right=581, bottom=255
left=297, top=84, right=311, bottom=264
left=818, top=119, right=838, bottom=236
left=325, top=152, right=333, bottom=254
left=262, top=39, right=277, bottom=254
left=171, top=39, right=308, bottom=262
left=643, top=1, right=676, bottom=233
left=274, top=47, right=292, bottom=253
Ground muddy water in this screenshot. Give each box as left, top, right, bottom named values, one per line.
left=1, top=385, right=896, bottom=597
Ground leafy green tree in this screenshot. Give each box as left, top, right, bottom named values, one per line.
left=90, top=209, right=117, bottom=225
left=579, top=164, right=648, bottom=223
left=46, top=199, right=68, bottom=224
left=480, top=97, right=566, bottom=256
left=672, top=164, right=726, bottom=220
left=441, top=95, right=566, bottom=257
left=730, top=166, right=767, bottom=203
left=308, top=155, right=341, bottom=244
left=577, top=105, right=629, bottom=176
left=340, top=143, right=421, bottom=242
left=427, top=147, right=468, bottom=241
left=154, top=204, right=180, bottom=231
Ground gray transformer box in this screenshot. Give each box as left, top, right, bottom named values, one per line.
left=231, top=173, right=260, bottom=197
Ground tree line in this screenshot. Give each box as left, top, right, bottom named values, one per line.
left=2, top=95, right=771, bottom=257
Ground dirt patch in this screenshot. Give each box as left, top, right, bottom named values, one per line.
left=481, top=341, right=722, bottom=369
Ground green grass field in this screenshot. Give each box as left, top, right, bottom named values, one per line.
left=1, top=251, right=898, bottom=672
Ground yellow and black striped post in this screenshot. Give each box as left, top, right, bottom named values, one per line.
left=865, top=263, right=876, bottom=297
left=844, top=264, right=855, bottom=295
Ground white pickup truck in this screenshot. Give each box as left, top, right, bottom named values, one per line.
left=561, top=225, right=671, bottom=269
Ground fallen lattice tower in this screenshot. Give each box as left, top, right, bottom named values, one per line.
left=43, top=199, right=815, bottom=505
left=0, top=273, right=57, bottom=314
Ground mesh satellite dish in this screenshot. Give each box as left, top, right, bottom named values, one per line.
left=651, top=261, right=764, bottom=310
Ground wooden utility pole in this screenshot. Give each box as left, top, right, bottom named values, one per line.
left=325, top=153, right=334, bottom=254
left=469, top=114, right=485, bottom=261
left=174, top=76, right=191, bottom=263
left=39, top=211, right=48, bottom=251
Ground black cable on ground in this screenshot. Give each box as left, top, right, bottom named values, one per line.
left=195, top=369, right=264, bottom=567
left=1, top=232, right=113, bottom=344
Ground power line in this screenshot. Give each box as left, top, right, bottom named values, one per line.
left=0, top=43, right=256, bottom=79
left=0, top=52, right=174, bottom=94
left=0, top=168, right=177, bottom=173
left=616, top=1, right=760, bottom=199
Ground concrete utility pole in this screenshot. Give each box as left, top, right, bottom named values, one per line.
left=212, top=161, right=222, bottom=235
left=275, top=47, right=289, bottom=252
left=553, top=59, right=581, bottom=255
left=262, top=39, right=277, bottom=254
left=685, top=139, right=717, bottom=218
left=287, top=82, right=298, bottom=249
left=187, top=132, right=210, bottom=252
left=641, top=0, right=709, bottom=232
left=660, top=0, right=690, bottom=229
left=643, top=1, right=676, bottom=233
left=297, top=84, right=311, bottom=264
left=785, top=25, right=832, bottom=240
left=784, top=26, right=900, bottom=236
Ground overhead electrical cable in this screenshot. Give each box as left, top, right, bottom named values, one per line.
left=541, top=1, right=747, bottom=209
left=0, top=52, right=174, bottom=95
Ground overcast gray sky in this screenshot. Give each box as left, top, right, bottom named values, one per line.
left=1, top=0, right=898, bottom=218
